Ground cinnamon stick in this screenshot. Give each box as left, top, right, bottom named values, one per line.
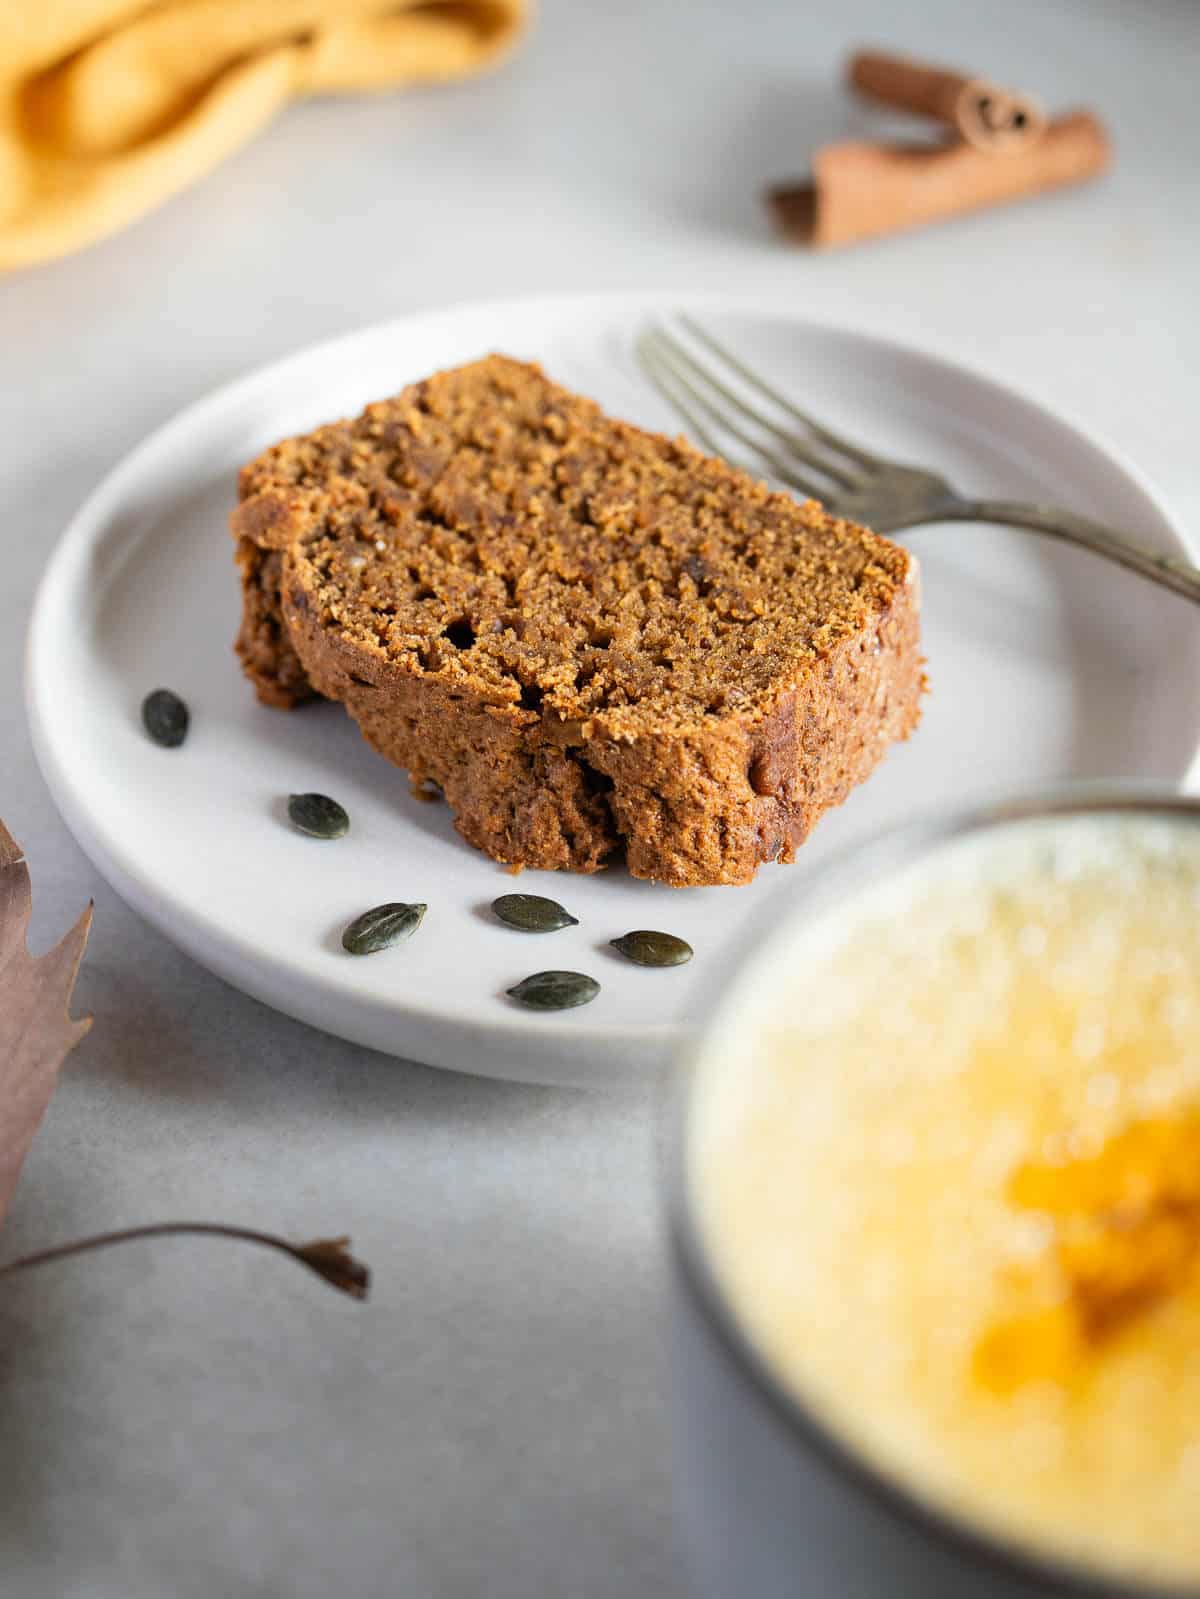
left=848, top=49, right=1046, bottom=152
left=768, top=111, right=1110, bottom=251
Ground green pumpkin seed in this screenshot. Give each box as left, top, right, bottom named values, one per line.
left=342, top=902, right=426, bottom=955
left=491, top=893, right=579, bottom=933
left=141, top=688, right=189, bottom=748
left=288, top=793, right=349, bottom=839
left=506, top=970, right=599, bottom=1010
left=610, top=930, right=693, bottom=968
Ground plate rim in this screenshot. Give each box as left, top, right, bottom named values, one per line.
left=25, top=290, right=1200, bottom=1081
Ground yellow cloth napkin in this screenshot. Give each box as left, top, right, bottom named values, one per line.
left=0, top=1, right=526, bottom=271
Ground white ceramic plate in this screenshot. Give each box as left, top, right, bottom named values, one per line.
left=27, top=293, right=1200, bottom=1087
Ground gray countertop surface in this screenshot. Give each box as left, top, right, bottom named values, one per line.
left=2, top=1, right=1198, bottom=1593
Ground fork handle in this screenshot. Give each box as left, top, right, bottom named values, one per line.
left=944, top=497, right=1200, bottom=606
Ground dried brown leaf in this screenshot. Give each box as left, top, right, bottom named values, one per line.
left=0, top=817, right=92, bottom=1225
left=0, top=820, right=370, bottom=1306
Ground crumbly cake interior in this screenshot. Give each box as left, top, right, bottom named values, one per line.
left=236, top=356, right=909, bottom=732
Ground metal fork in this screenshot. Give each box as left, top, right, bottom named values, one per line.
left=636, top=317, right=1200, bottom=606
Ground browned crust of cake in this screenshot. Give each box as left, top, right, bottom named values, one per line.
left=233, top=537, right=315, bottom=710
left=230, top=355, right=925, bottom=886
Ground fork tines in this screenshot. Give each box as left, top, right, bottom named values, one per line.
left=635, top=316, right=876, bottom=502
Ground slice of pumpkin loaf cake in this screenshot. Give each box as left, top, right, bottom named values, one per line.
left=231, top=354, right=923, bottom=886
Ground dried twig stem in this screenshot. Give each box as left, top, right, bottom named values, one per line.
left=0, top=1223, right=370, bottom=1299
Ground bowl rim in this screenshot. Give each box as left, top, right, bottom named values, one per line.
left=667, top=782, right=1200, bottom=1599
